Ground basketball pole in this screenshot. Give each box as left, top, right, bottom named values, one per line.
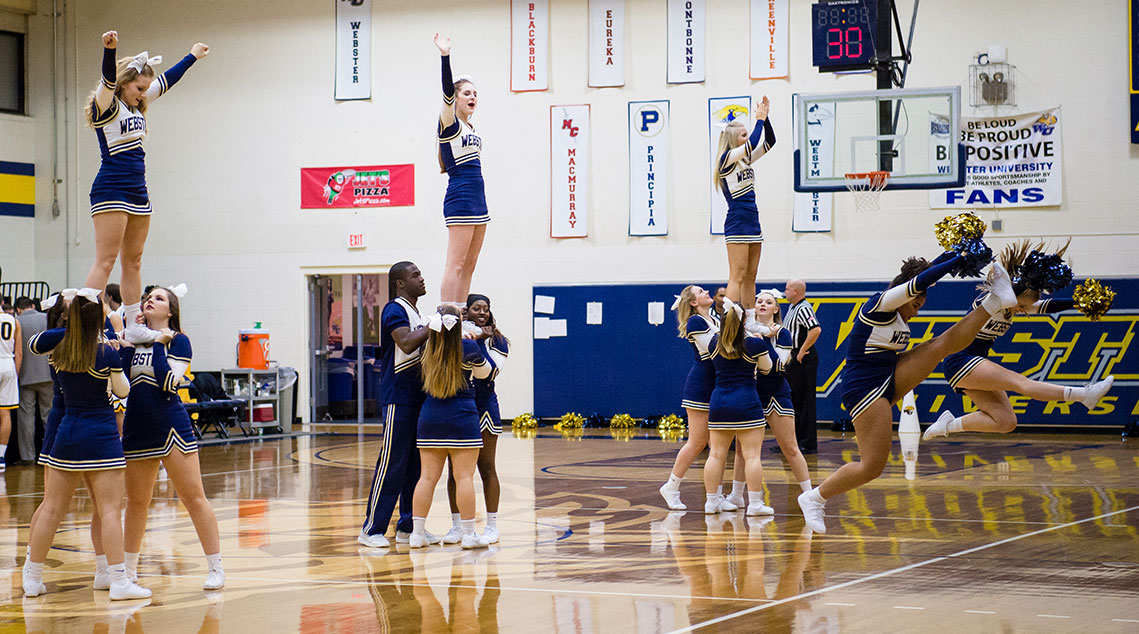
left=876, top=0, right=894, bottom=173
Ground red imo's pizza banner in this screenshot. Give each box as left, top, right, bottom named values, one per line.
left=300, top=164, right=414, bottom=209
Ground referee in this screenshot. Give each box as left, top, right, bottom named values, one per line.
left=783, top=279, right=821, bottom=453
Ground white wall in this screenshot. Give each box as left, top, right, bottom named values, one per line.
left=15, top=0, right=1139, bottom=418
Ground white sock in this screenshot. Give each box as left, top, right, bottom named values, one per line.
left=24, top=560, right=44, bottom=578
left=715, top=485, right=723, bottom=496
left=461, top=519, right=476, bottom=536
left=25, top=545, right=30, bottom=560
left=799, top=479, right=812, bottom=492
left=748, top=491, right=765, bottom=505
left=95, top=554, right=108, bottom=574
left=807, top=487, right=826, bottom=504
left=206, top=552, right=223, bottom=571
left=664, top=473, right=682, bottom=490
left=486, top=512, right=498, bottom=528
left=412, top=516, right=426, bottom=536
left=123, top=302, right=141, bottom=327
left=947, top=417, right=965, bottom=434
left=730, top=480, right=746, bottom=497
left=1063, top=386, right=1077, bottom=401
left=450, top=512, right=462, bottom=528
left=980, top=292, right=1006, bottom=316
left=109, top=563, right=127, bottom=584
left=706, top=493, right=719, bottom=503
left=124, top=551, right=139, bottom=576
left=0, top=444, right=7, bottom=455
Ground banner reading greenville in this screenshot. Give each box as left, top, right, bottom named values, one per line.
left=300, top=164, right=414, bottom=209
left=931, top=107, right=1063, bottom=208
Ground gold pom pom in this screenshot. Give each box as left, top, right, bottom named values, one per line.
left=512, top=413, right=539, bottom=429
left=934, top=212, right=987, bottom=250
left=609, top=413, right=637, bottom=428
left=1073, top=278, right=1116, bottom=321
left=609, top=428, right=635, bottom=442
left=554, top=412, right=585, bottom=430
left=657, top=414, right=687, bottom=431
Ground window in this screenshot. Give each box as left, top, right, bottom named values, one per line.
left=0, top=30, right=25, bottom=114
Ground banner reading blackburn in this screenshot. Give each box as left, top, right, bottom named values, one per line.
left=300, top=164, right=414, bottom=208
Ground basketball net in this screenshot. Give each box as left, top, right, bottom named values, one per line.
left=844, top=171, right=890, bottom=213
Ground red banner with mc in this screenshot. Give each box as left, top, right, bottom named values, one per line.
left=300, top=164, right=414, bottom=208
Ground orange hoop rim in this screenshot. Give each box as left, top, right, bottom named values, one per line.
left=844, top=171, right=891, bottom=188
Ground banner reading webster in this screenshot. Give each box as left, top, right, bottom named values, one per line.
left=300, top=164, right=414, bottom=208
left=792, top=100, right=835, bottom=232
left=628, top=100, right=669, bottom=236
left=551, top=105, right=590, bottom=238
left=931, top=107, right=1063, bottom=208
left=512, top=0, right=549, bottom=92
left=335, top=0, right=371, bottom=100
left=589, top=0, right=625, bottom=87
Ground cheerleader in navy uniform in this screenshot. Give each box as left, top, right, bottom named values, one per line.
left=0, top=308, right=21, bottom=470
left=23, top=289, right=150, bottom=600
left=83, top=30, right=208, bottom=344
left=434, top=34, right=489, bottom=305
left=408, top=305, right=497, bottom=549
left=926, top=241, right=1114, bottom=440
left=120, top=286, right=224, bottom=590
left=715, top=97, right=775, bottom=328
left=443, top=294, right=509, bottom=544
left=705, top=299, right=778, bottom=517
left=798, top=253, right=1019, bottom=534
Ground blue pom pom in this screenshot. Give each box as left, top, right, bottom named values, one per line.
left=1017, top=251, right=1073, bottom=294
left=952, top=238, right=993, bottom=278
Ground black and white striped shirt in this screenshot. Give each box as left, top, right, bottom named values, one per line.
left=786, top=299, right=821, bottom=351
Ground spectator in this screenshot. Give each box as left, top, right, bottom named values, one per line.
left=712, top=286, right=728, bottom=324
left=784, top=279, right=822, bottom=454
left=16, top=297, right=52, bottom=464
left=104, top=283, right=124, bottom=314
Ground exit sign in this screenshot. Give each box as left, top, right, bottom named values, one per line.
left=348, top=233, right=367, bottom=249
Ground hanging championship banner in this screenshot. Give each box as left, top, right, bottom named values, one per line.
left=792, top=100, right=834, bottom=232
left=589, top=0, right=625, bottom=87
left=300, top=164, right=415, bottom=209
left=667, top=0, right=705, bottom=84
left=628, top=101, right=669, bottom=236
left=335, top=0, right=371, bottom=100
left=750, top=0, right=788, bottom=80
left=931, top=107, right=1063, bottom=208
left=551, top=105, right=590, bottom=238
left=708, top=96, right=749, bottom=235
left=512, top=0, right=549, bottom=92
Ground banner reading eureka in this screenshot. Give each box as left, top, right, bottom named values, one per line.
left=300, top=164, right=414, bottom=208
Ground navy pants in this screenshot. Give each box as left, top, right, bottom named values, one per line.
left=361, top=404, right=421, bottom=536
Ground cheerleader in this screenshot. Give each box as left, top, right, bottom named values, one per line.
left=0, top=308, right=20, bottom=471
left=714, top=97, right=775, bottom=326
left=434, top=33, right=488, bottom=305
left=925, top=241, right=1114, bottom=440
left=752, top=291, right=812, bottom=493
left=82, top=30, right=208, bottom=343
left=443, top=294, right=509, bottom=544
left=23, top=289, right=150, bottom=600
left=408, top=306, right=496, bottom=549
left=705, top=299, right=777, bottom=516
left=120, top=286, right=223, bottom=590
left=798, top=252, right=1018, bottom=534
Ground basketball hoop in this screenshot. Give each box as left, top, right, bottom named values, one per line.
left=844, top=171, right=890, bottom=213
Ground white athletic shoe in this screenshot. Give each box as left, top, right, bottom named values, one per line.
left=1080, top=376, right=1114, bottom=409
left=704, top=495, right=737, bottom=514
left=93, top=571, right=111, bottom=590
left=482, top=526, right=500, bottom=544
left=746, top=502, right=774, bottom=516
left=988, top=262, right=1017, bottom=310
left=397, top=530, right=440, bottom=545
left=441, top=525, right=463, bottom=544
left=461, top=532, right=489, bottom=550
left=797, top=490, right=828, bottom=534
left=202, top=568, right=225, bottom=591
left=659, top=484, right=686, bottom=510
left=407, top=532, right=428, bottom=549
left=725, top=493, right=746, bottom=509
left=923, top=410, right=955, bottom=442
left=357, top=531, right=391, bottom=549
left=22, top=579, right=46, bottom=597
left=110, top=579, right=152, bottom=600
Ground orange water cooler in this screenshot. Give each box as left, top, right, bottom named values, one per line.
left=238, top=329, right=271, bottom=369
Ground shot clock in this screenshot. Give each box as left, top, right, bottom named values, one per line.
left=812, top=0, right=878, bottom=72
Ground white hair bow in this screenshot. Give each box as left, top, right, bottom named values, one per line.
left=670, top=294, right=683, bottom=310
left=126, top=51, right=163, bottom=74
left=428, top=312, right=460, bottom=332
left=760, top=288, right=785, bottom=299
left=169, top=283, right=189, bottom=298
left=40, top=293, right=61, bottom=310
left=455, top=74, right=475, bottom=84
left=59, top=287, right=101, bottom=303
left=722, top=297, right=744, bottom=318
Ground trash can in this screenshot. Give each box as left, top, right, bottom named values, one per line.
left=277, top=367, right=298, bottom=432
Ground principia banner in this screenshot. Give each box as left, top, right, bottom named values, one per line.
left=551, top=105, right=590, bottom=238
left=300, top=164, right=414, bottom=208
left=628, top=100, right=669, bottom=236
left=931, top=107, right=1063, bottom=208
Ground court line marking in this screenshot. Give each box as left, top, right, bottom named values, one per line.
left=824, top=602, right=855, bottom=607
left=964, top=610, right=996, bottom=614
left=667, top=503, right=1139, bottom=634
left=893, top=606, right=924, bottom=610
left=1037, top=614, right=1070, bottom=619
left=1113, top=619, right=1139, bottom=623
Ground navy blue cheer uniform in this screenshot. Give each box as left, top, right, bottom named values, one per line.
left=717, top=118, right=775, bottom=243
left=28, top=329, right=127, bottom=471
left=943, top=296, right=1075, bottom=391
left=362, top=297, right=427, bottom=537
left=473, top=335, right=509, bottom=435
left=437, top=55, right=489, bottom=227
left=418, top=339, right=496, bottom=449
left=29, top=329, right=66, bottom=465
left=89, top=46, right=197, bottom=216
left=841, top=254, right=961, bottom=421
left=755, top=326, right=795, bottom=418
left=708, top=333, right=776, bottom=430
left=122, top=333, right=197, bottom=459
left=681, top=314, right=719, bottom=411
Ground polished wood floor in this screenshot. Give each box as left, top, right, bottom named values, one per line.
left=1, top=426, right=1138, bottom=633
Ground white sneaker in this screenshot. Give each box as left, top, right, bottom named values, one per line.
left=923, top=410, right=955, bottom=441
left=357, top=531, right=391, bottom=549
left=203, top=568, right=225, bottom=590
left=704, top=495, right=737, bottom=514
left=725, top=493, right=746, bottom=509
left=746, top=502, right=774, bottom=516
left=461, top=532, right=489, bottom=550
left=109, top=579, right=152, bottom=600
left=482, top=525, right=500, bottom=544
left=1080, top=376, right=1114, bottom=409
left=22, top=578, right=46, bottom=597
left=441, top=525, right=463, bottom=544
left=988, top=262, right=1017, bottom=309
left=797, top=490, right=828, bottom=534
left=397, top=530, right=440, bottom=545
left=659, top=484, right=686, bottom=510
left=408, top=532, right=428, bottom=549
left=94, top=571, right=111, bottom=590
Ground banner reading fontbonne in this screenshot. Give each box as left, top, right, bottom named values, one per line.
left=628, top=101, right=669, bottom=236
left=300, top=164, right=414, bottom=209
left=931, top=107, right=1063, bottom=208
left=551, top=105, right=590, bottom=238
left=512, top=0, right=549, bottom=92
left=792, top=100, right=834, bottom=232
left=750, top=0, right=788, bottom=80
left=708, top=96, right=749, bottom=235
left=667, top=0, right=705, bottom=84
left=589, top=0, right=625, bottom=87
left=335, top=0, right=371, bottom=100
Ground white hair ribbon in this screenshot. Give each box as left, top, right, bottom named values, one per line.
left=169, top=283, right=189, bottom=298
left=760, top=288, right=785, bottom=299
left=126, top=51, right=163, bottom=74
left=428, top=312, right=460, bottom=332
left=455, top=74, right=475, bottom=84
left=40, top=294, right=61, bottom=310
left=670, top=294, right=683, bottom=311
left=60, top=287, right=101, bottom=303
left=722, top=297, right=744, bottom=318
